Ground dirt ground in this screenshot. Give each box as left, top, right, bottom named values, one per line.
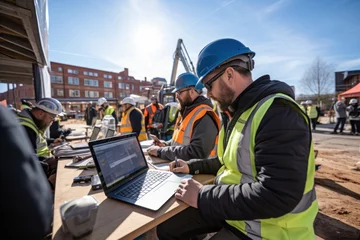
left=62, top=118, right=360, bottom=239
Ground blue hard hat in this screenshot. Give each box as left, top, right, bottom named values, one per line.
left=196, top=38, right=255, bottom=87
left=8, top=104, right=13, bottom=108
left=172, top=73, right=204, bottom=93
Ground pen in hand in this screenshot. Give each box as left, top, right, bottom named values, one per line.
left=174, top=156, right=178, bottom=168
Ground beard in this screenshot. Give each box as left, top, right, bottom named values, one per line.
left=177, top=92, right=192, bottom=110
left=211, top=79, right=235, bottom=111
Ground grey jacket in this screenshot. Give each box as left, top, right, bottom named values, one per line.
left=158, top=96, right=219, bottom=161
left=334, top=101, right=347, bottom=118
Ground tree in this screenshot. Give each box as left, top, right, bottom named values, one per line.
left=301, top=57, right=334, bottom=104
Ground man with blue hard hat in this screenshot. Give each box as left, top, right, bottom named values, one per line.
left=157, top=39, right=317, bottom=239
left=147, top=72, right=220, bottom=161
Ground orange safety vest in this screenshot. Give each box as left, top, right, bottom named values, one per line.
left=120, top=106, right=148, bottom=141
left=145, top=103, right=164, bottom=127
left=172, top=104, right=220, bottom=157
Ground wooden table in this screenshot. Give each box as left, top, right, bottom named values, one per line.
left=52, top=159, right=214, bottom=240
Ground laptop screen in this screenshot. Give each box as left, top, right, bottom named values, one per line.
left=91, top=135, right=147, bottom=188
left=90, top=126, right=101, bottom=141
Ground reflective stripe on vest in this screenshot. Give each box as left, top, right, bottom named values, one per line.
left=104, top=106, right=114, bottom=116
left=120, top=107, right=148, bottom=141
left=17, top=110, right=52, bottom=157
left=216, top=93, right=318, bottom=239
left=307, top=106, right=317, bottom=119
left=172, top=104, right=220, bottom=158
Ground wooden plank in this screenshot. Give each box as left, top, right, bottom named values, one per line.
left=0, top=75, right=33, bottom=84
left=0, top=33, right=32, bottom=51
left=0, top=65, right=32, bottom=75
left=0, top=41, right=36, bottom=59
left=0, top=1, right=32, bottom=17
left=0, top=46, right=34, bottom=61
left=0, top=16, right=27, bottom=37
left=0, top=56, right=33, bottom=67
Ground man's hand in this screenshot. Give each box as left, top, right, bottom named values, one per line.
left=169, top=159, right=190, bottom=174
left=175, top=179, right=203, bottom=208
left=53, top=138, right=63, bottom=145
left=153, top=140, right=166, bottom=147
left=147, top=146, right=160, bottom=156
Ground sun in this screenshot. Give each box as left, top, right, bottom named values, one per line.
left=132, top=24, right=163, bottom=54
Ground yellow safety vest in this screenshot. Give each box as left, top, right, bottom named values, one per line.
left=300, top=105, right=306, bottom=113
left=216, top=93, right=317, bottom=239
left=307, top=106, right=318, bottom=119
left=167, top=106, right=179, bottom=131
left=172, top=104, right=220, bottom=157
left=120, top=107, right=148, bottom=141
left=17, top=110, right=52, bottom=158
left=104, top=105, right=115, bottom=117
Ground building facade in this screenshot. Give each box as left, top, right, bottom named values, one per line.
left=0, top=61, right=164, bottom=112
left=335, top=70, right=360, bottom=93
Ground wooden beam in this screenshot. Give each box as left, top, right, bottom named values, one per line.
left=0, top=16, right=27, bottom=37
left=20, top=15, right=43, bottom=65
left=0, top=75, right=33, bottom=84
left=0, top=6, right=20, bottom=19
left=0, top=46, right=35, bottom=61
left=0, top=1, right=32, bottom=17
left=0, top=65, right=32, bottom=76
left=0, top=57, right=33, bottom=67
left=0, top=33, right=32, bottom=51
left=0, top=42, right=36, bottom=59
left=0, top=26, right=22, bottom=36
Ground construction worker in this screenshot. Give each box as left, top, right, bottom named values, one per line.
left=306, top=100, right=318, bottom=130
left=157, top=38, right=317, bottom=240
left=144, top=95, right=163, bottom=137
left=84, top=101, right=97, bottom=126
left=147, top=72, right=220, bottom=161
left=163, top=101, right=179, bottom=141
left=17, top=98, right=64, bottom=187
left=299, top=101, right=307, bottom=113
left=97, top=97, right=118, bottom=125
left=120, top=97, right=148, bottom=141
left=347, top=98, right=360, bottom=135
left=20, top=99, right=34, bottom=110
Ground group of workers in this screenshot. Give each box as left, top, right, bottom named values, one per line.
left=300, top=100, right=319, bottom=130
left=2, top=38, right=318, bottom=239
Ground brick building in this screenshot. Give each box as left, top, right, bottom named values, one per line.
left=0, top=61, right=164, bottom=112
left=335, top=70, right=360, bottom=93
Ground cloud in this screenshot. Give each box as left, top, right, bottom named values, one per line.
left=264, top=0, right=286, bottom=14
left=336, top=58, right=360, bottom=70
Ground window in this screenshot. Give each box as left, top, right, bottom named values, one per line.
left=104, top=92, right=113, bottom=98
left=132, top=84, right=134, bottom=90
left=68, top=77, right=80, bottom=85
left=120, top=93, right=126, bottom=98
left=108, top=75, right=112, bottom=79
left=84, top=71, right=88, bottom=75
left=104, top=74, right=108, bottom=78
left=104, top=81, right=112, bottom=88
left=118, top=83, right=124, bottom=89
left=89, top=72, right=93, bottom=76
left=51, top=75, right=63, bottom=84
left=84, top=79, right=99, bottom=87
left=73, top=69, right=79, bottom=74
left=118, top=76, right=122, bottom=80
left=125, top=84, right=130, bottom=90
left=85, top=91, right=99, bottom=98
left=67, top=69, right=73, bottom=73
left=94, top=72, right=98, bottom=77
left=69, top=90, right=80, bottom=97
left=57, top=89, right=64, bottom=96
left=58, top=67, right=62, bottom=71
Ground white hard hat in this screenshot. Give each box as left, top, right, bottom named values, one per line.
left=122, top=97, right=136, bottom=106
left=34, top=98, right=63, bottom=115
left=300, top=101, right=305, bottom=105
left=349, top=98, right=358, bottom=104
left=306, top=100, right=312, bottom=105
left=97, top=97, right=107, bottom=106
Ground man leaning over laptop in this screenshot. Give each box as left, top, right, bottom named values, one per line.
left=147, top=73, right=220, bottom=161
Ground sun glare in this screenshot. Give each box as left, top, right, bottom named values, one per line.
left=132, top=24, right=163, bottom=54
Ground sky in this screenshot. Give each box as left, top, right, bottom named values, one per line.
left=1, top=0, right=360, bottom=95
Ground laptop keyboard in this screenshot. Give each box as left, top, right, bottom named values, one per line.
left=115, top=171, right=172, bottom=201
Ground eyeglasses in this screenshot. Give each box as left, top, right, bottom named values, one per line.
left=176, top=87, right=192, bottom=96
left=204, top=69, right=226, bottom=91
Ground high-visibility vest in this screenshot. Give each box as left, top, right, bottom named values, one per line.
left=17, top=110, right=52, bottom=158
left=104, top=105, right=115, bottom=117
left=167, top=106, right=179, bottom=131
left=21, top=104, right=31, bottom=110
left=307, top=105, right=318, bottom=119
left=300, top=105, right=306, bottom=113
left=120, top=107, right=148, bottom=141
left=145, top=103, right=163, bottom=127
left=216, top=93, right=317, bottom=239
left=172, top=104, right=220, bottom=157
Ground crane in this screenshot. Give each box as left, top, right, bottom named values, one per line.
left=159, top=38, right=196, bottom=104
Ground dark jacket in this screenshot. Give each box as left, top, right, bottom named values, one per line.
left=84, top=106, right=97, bottom=126
left=158, top=95, right=219, bottom=161
left=188, top=75, right=311, bottom=221
left=0, top=106, right=53, bottom=239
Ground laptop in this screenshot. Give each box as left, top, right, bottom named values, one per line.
left=71, top=126, right=101, bottom=149
left=88, top=133, right=192, bottom=211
